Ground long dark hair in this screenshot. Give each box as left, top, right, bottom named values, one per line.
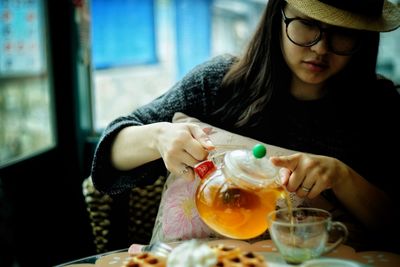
left=213, top=0, right=380, bottom=128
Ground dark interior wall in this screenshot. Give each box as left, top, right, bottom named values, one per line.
left=0, top=179, right=14, bottom=267
left=45, top=0, right=95, bottom=264
left=0, top=1, right=96, bottom=266
left=0, top=152, right=94, bottom=267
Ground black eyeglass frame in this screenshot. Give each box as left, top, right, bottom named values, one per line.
left=281, top=7, right=361, bottom=56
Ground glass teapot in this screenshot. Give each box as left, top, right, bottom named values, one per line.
left=194, top=144, right=286, bottom=240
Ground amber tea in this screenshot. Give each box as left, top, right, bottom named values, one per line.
left=196, top=172, right=288, bottom=239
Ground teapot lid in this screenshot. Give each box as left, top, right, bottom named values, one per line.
left=224, top=144, right=279, bottom=189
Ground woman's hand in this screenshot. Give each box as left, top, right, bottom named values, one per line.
left=156, top=122, right=215, bottom=180
left=271, top=152, right=396, bottom=234
left=270, top=153, right=346, bottom=199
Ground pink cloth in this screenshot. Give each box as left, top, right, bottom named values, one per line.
left=162, top=178, right=213, bottom=240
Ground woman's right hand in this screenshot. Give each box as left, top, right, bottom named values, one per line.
left=156, top=122, right=215, bottom=180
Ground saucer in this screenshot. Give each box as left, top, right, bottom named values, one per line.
left=301, top=258, right=368, bottom=267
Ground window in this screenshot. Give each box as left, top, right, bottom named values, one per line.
left=0, top=0, right=55, bottom=167
left=377, top=29, right=400, bottom=85
left=91, top=0, right=157, bottom=68
left=91, top=0, right=266, bottom=131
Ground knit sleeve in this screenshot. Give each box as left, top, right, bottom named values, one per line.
left=91, top=54, right=236, bottom=195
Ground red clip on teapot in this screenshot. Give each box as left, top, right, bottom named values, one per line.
left=194, top=144, right=286, bottom=240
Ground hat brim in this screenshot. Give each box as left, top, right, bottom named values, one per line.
left=286, top=0, right=400, bottom=32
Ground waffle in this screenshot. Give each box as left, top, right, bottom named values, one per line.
left=211, top=244, right=267, bottom=267
left=122, top=252, right=166, bottom=267
left=122, top=244, right=267, bottom=267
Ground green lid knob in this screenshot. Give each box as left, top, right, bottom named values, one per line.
left=252, top=144, right=266, bottom=158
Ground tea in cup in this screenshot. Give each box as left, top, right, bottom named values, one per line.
left=267, top=207, right=348, bottom=265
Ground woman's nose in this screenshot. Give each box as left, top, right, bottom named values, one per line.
left=310, top=34, right=329, bottom=55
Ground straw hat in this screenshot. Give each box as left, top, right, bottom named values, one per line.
left=285, top=0, right=400, bottom=32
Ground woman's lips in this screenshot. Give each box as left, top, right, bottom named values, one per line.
left=303, top=60, right=328, bottom=72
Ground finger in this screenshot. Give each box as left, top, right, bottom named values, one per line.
left=285, top=168, right=305, bottom=193
left=296, top=182, right=315, bottom=198
left=180, top=165, right=195, bottom=181
left=182, top=126, right=212, bottom=161
left=296, top=164, right=325, bottom=198
left=270, top=154, right=300, bottom=172
left=296, top=162, right=328, bottom=198
left=306, top=175, right=330, bottom=199
left=172, top=164, right=195, bottom=181
left=278, top=168, right=291, bottom=185
left=271, top=154, right=305, bottom=192
left=180, top=150, right=203, bottom=168
left=188, top=124, right=215, bottom=150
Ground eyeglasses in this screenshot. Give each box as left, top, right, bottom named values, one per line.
left=281, top=8, right=362, bottom=56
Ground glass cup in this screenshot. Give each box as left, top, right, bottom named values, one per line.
left=267, top=207, right=348, bottom=265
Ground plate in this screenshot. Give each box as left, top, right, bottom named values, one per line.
left=301, top=258, right=369, bottom=267
left=258, top=252, right=369, bottom=267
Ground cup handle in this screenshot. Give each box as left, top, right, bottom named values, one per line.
left=323, top=221, right=349, bottom=254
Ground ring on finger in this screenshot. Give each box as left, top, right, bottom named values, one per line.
left=180, top=166, right=189, bottom=175
left=301, top=186, right=312, bottom=192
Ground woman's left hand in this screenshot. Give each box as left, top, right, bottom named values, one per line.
left=270, top=153, right=345, bottom=199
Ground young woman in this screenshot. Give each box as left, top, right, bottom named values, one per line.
left=91, top=0, right=400, bottom=251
